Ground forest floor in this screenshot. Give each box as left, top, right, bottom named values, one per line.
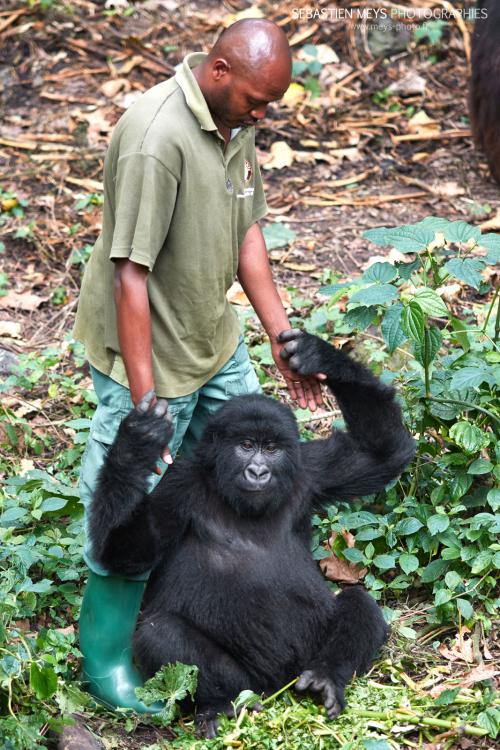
left=0, top=1, right=498, bottom=749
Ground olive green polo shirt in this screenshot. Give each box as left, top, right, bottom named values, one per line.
left=73, top=52, right=267, bottom=397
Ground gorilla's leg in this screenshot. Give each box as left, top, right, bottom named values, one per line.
left=296, top=586, right=388, bottom=718
left=133, top=613, right=252, bottom=738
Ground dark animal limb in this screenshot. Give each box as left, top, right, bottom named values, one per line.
left=133, top=612, right=253, bottom=738
left=470, top=1, right=500, bottom=183
left=278, top=330, right=415, bottom=502
left=296, top=587, right=388, bottom=718
left=88, top=391, right=173, bottom=575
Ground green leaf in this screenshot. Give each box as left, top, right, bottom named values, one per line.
left=399, top=553, right=419, bottom=574
left=344, top=305, right=378, bottom=331
left=385, top=225, right=436, bottom=253
left=373, top=554, right=396, bottom=570
left=341, top=511, right=380, bottom=528
left=434, top=688, right=460, bottom=706
left=450, top=316, right=470, bottom=352
left=319, top=281, right=351, bottom=297
left=427, top=514, right=450, bottom=535
left=434, top=589, right=453, bottom=606
left=413, top=325, right=442, bottom=368
left=343, top=548, right=365, bottom=564
left=487, top=488, right=500, bottom=511
left=442, top=220, right=481, bottom=244
left=477, top=707, right=500, bottom=739
left=450, top=365, right=496, bottom=390
left=394, top=517, right=424, bottom=535
left=450, top=421, right=490, bottom=453
left=363, top=226, right=394, bottom=247
left=381, top=303, right=407, bottom=353
left=0, top=506, right=29, bottom=526
left=456, top=598, right=474, bottom=620
left=444, top=571, right=462, bottom=589
left=350, top=283, right=399, bottom=307
left=362, top=262, right=398, bottom=284
left=471, top=550, right=493, bottom=574
left=30, top=664, right=58, bottom=700
left=398, top=626, right=417, bottom=640
left=416, top=216, right=451, bottom=233
left=362, top=739, right=391, bottom=750
left=421, top=559, right=448, bottom=582
left=401, top=302, right=425, bottom=344
left=39, top=496, right=69, bottom=514
left=262, top=223, right=296, bottom=250
left=135, top=663, right=198, bottom=723
left=478, top=232, right=500, bottom=264
left=468, top=458, right=493, bottom=475
left=412, top=288, right=448, bottom=318
left=444, top=258, right=486, bottom=290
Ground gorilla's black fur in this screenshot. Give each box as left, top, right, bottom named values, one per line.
left=89, top=331, right=415, bottom=737
left=471, top=1, right=500, bottom=183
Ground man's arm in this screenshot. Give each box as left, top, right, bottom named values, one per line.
left=114, top=259, right=154, bottom=405
left=114, top=258, right=172, bottom=465
left=237, top=223, right=323, bottom=410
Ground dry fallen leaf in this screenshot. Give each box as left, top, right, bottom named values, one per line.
left=320, top=531, right=367, bottom=585
left=226, top=282, right=250, bottom=306
left=0, top=291, right=48, bottom=311
left=438, top=628, right=474, bottom=664
left=100, top=78, right=129, bottom=98
left=0, top=320, right=22, bottom=338
left=282, top=83, right=306, bottom=108
left=407, top=110, right=440, bottom=136
left=262, top=141, right=295, bottom=170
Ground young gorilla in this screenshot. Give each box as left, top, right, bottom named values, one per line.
left=89, top=330, right=415, bottom=738
left=470, top=1, right=500, bottom=183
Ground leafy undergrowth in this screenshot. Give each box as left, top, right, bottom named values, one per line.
left=0, top=214, right=499, bottom=749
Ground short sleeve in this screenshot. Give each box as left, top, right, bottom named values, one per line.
left=109, top=152, right=178, bottom=270
left=250, top=160, right=268, bottom=225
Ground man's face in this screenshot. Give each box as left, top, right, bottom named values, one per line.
left=209, top=62, right=291, bottom=130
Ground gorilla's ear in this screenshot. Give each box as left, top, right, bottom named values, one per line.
left=194, top=427, right=220, bottom=468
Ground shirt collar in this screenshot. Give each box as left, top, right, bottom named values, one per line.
left=175, top=52, right=218, bottom=132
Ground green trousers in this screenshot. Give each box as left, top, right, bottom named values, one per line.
left=79, top=336, right=261, bottom=577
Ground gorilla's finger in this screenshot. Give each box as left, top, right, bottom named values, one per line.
left=296, top=670, right=315, bottom=691
left=288, top=354, right=304, bottom=372
left=277, top=328, right=303, bottom=344
left=323, top=683, right=337, bottom=710
left=152, top=399, right=169, bottom=418
left=137, top=389, right=156, bottom=413
left=279, top=340, right=301, bottom=360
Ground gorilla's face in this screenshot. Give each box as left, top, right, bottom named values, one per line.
left=203, top=395, right=301, bottom=517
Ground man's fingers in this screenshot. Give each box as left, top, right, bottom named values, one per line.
left=162, top=448, right=173, bottom=465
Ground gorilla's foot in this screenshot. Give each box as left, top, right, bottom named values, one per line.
left=295, top=669, right=344, bottom=720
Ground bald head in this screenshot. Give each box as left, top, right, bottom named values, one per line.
left=193, top=19, right=291, bottom=135
left=210, top=19, right=291, bottom=79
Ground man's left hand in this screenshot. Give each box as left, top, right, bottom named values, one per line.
left=271, top=340, right=324, bottom=411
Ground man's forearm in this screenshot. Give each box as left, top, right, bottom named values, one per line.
left=114, top=259, right=155, bottom=405
left=237, top=223, right=290, bottom=342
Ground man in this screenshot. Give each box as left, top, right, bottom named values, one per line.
left=75, top=18, right=323, bottom=712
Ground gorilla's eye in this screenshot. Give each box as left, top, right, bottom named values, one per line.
left=240, top=440, right=254, bottom=451
left=264, top=442, right=278, bottom=453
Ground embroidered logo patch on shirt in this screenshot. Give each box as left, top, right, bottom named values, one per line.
left=244, top=160, right=253, bottom=183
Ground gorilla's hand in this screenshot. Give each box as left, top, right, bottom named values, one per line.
left=277, top=329, right=330, bottom=379
left=278, top=329, right=367, bottom=386
left=119, top=389, right=173, bottom=469
left=295, top=669, right=344, bottom=720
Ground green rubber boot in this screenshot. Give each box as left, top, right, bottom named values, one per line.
left=79, top=570, right=162, bottom=713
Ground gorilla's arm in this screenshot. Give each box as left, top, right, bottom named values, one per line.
left=88, top=395, right=183, bottom=577
left=279, top=330, right=415, bottom=502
